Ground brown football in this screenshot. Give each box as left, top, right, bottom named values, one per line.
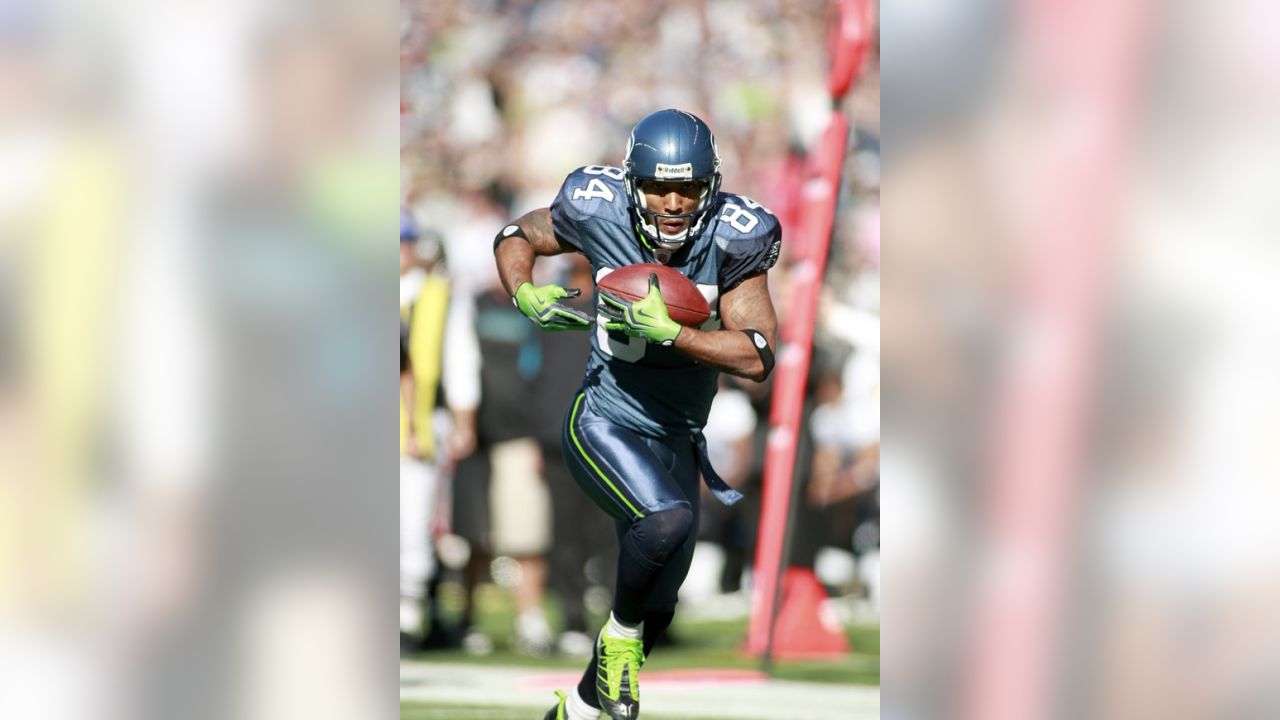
left=597, top=263, right=712, bottom=328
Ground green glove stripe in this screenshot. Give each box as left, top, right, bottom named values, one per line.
left=597, top=288, right=678, bottom=344
left=517, top=282, right=591, bottom=329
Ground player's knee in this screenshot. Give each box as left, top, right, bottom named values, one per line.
left=626, top=507, right=694, bottom=566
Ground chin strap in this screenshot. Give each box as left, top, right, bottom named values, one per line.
left=635, top=224, right=655, bottom=251
left=635, top=215, right=701, bottom=262
left=635, top=223, right=674, bottom=264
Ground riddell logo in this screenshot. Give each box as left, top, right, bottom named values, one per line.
left=654, top=163, right=693, bottom=179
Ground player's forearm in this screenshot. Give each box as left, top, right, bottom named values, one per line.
left=672, top=327, right=772, bottom=382
left=494, top=234, right=536, bottom=296
left=694, top=273, right=777, bottom=382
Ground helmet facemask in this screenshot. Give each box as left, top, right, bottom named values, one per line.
left=624, top=174, right=722, bottom=263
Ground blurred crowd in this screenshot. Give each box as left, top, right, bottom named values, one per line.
left=399, top=0, right=881, bottom=656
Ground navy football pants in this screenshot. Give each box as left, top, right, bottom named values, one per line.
left=561, top=392, right=700, bottom=613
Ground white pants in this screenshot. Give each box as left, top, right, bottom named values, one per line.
left=400, top=455, right=437, bottom=631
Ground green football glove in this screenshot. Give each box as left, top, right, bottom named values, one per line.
left=599, top=273, right=682, bottom=346
left=513, top=282, right=593, bottom=331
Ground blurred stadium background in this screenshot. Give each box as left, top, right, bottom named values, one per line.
left=2, top=0, right=1280, bottom=719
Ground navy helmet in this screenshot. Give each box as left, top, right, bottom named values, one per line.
left=623, top=109, right=722, bottom=259
left=400, top=206, right=418, bottom=243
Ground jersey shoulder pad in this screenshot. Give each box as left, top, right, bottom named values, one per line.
left=552, top=166, right=629, bottom=222
left=550, top=166, right=630, bottom=252
left=713, top=192, right=781, bottom=242
left=714, top=193, right=782, bottom=290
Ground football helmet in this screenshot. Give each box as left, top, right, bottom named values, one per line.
left=623, top=109, right=722, bottom=261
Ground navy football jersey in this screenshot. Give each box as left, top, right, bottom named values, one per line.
left=549, top=165, right=781, bottom=437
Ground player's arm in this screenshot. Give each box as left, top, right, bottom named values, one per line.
left=672, top=272, right=778, bottom=382
left=493, top=208, right=569, bottom=295
left=493, top=208, right=592, bottom=330
left=599, top=271, right=778, bottom=381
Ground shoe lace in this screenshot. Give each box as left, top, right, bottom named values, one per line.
left=601, top=635, right=645, bottom=698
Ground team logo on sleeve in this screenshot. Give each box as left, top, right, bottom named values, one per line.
left=762, top=235, right=781, bottom=269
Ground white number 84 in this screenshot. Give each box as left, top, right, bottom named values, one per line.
left=719, top=198, right=769, bottom=233
left=571, top=166, right=626, bottom=203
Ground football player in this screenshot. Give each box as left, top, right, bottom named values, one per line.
left=493, top=109, right=780, bottom=720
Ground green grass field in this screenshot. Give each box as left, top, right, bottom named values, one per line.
left=401, top=583, right=878, bottom=717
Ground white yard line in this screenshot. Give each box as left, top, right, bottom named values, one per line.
left=401, top=661, right=879, bottom=720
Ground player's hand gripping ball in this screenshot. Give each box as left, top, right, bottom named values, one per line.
left=598, top=264, right=711, bottom=346
left=513, top=282, right=594, bottom=331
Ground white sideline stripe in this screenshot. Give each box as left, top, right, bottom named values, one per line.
left=401, top=662, right=879, bottom=720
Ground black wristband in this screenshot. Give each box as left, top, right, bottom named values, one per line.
left=742, top=329, right=775, bottom=379
left=493, top=224, right=528, bottom=251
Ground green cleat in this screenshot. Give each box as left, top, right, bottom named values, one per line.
left=542, top=690, right=568, bottom=720
left=595, top=626, right=645, bottom=719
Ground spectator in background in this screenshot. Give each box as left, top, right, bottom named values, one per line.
left=399, top=208, right=478, bottom=652
left=534, top=254, right=616, bottom=657
left=440, top=190, right=508, bottom=298
left=809, top=123, right=880, bottom=605
left=808, top=342, right=880, bottom=605
left=808, top=345, right=880, bottom=597
left=442, top=431, right=491, bottom=653
left=399, top=0, right=837, bottom=222
left=455, top=271, right=556, bottom=656
left=698, top=376, right=760, bottom=596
